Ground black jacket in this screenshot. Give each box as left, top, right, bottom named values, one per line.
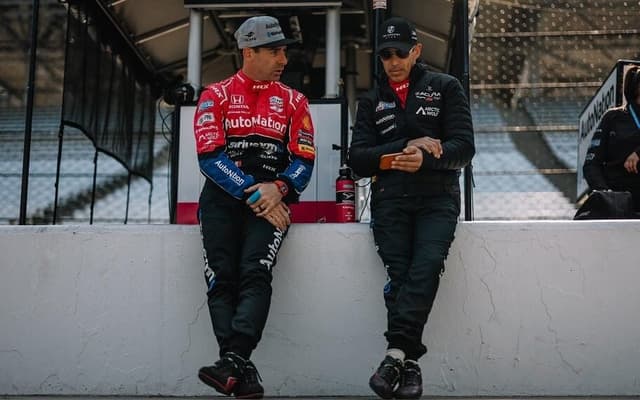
left=583, top=105, right=640, bottom=210
left=349, top=63, right=475, bottom=199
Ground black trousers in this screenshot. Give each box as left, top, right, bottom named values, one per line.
left=371, top=193, right=459, bottom=360
left=199, top=180, right=288, bottom=359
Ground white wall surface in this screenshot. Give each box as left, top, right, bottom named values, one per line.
left=1, top=222, right=640, bottom=396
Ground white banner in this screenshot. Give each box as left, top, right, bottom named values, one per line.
left=576, top=67, right=617, bottom=198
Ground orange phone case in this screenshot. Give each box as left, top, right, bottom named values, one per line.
left=379, top=152, right=403, bottom=170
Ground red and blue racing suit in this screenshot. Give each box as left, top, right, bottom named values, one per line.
left=194, top=70, right=315, bottom=358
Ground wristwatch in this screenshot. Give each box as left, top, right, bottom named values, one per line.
left=274, top=179, right=289, bottom=197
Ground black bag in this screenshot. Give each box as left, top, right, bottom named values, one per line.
left=574, top=190, right=635, bottom=220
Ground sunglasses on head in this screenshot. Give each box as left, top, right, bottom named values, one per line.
left=379, top=47, right=414, bottom=60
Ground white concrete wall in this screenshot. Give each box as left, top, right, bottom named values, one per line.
left=1, top=222, right=640, bottom=396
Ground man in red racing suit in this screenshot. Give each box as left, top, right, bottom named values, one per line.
left=195, top=71, right=315, bottom=202
left=194, top=16, right=315, bottom=399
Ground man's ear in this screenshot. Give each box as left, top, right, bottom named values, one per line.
left=414, top=43, right=423, bottom=58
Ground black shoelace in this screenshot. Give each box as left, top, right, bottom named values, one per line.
left=217, top=354, right=241, bottom=371
left=402, top=366, right=421, bottom=385
left=379, top=362, right=401, bottom=381
left=243, top=363, right=262, bottom=383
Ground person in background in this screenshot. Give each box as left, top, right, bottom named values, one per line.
left=193, top=15, right=315, bottom=399
left=349, top=16, right=475, bottom=399
left=583, top=65, right=640, bottom=214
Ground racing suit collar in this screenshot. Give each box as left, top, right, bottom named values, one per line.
left=236, top=70, right=275, bottom=92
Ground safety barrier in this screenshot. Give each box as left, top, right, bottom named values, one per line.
left=1, top=222, right=639, bottom=396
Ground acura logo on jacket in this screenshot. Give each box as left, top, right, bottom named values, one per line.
left=415, top=91, right=441, bottom=101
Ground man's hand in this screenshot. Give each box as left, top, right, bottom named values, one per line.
left=624, top=152, right=639, bottom=174
left=262, top=201, right=291, bottom=231
left=390, top=145, right=423, bottom=173
left=407, top=136, right=442, bottom=159
left=245, top=182, right=283, bottom=216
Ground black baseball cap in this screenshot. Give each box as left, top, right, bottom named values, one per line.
left=377, top=17, right=418, bottom=53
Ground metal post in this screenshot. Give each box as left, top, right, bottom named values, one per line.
left=169, top=106, right=180, bottom=224
left=18, top=0, right=40, bottom=225
left=187, top=9, right=203, bottom=100
left=90, top=150, right=98, bottom=225
left=371, top=0, right=387, bottom=86
left=52, top=125, right=64, bottom=224
left=345, top=43, right=358, bottom=119
left=53, top=5, right=74, bottom=225
left=325, top=7, right=340, bottom=98
left=340, top=97, right=349, bottom=165
left=124, top=173, right=131, bottom=224
left=147, top=183, right=153, bottom=223
left=459, top=0, right=474, bottom=221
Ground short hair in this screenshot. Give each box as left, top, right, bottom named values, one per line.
left=623, top=65, right=640, bottom=104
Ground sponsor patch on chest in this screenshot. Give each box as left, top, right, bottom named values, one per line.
left=196, top=113, right=215, bottom=126
left=416, top=106, right=440, bottom=117
left=415, top=91, right=442, bottom=102
left=198, top=100, right=214, bottom=111
left=224, top=115, right=287, bottom=132
left=269, top=96, right=284, bottom=113
left=376, top=114, right=395, bottom=125
left=380, top=124, right=396, bottom=135
left=376, top=101, right=396, bottom=112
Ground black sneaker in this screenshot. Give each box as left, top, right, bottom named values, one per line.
left=369, top=355, right=403, bottom=399
left=234, top=360, right=264, bottom=399
left=395, top=359, right=422, bottom=399
left=198, top=352, right=244, bottom=396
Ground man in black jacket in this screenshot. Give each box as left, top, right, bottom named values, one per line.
left=349, top=17, right=475, bottom=399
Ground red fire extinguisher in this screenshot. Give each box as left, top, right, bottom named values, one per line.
left=336, top=165, right=356, bottom=222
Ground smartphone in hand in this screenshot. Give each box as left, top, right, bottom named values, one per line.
left=379, top=152, right=404, bottom=170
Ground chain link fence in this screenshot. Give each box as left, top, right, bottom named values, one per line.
left=469, top=0, right=640, bottom=219
left=0, top=1, right=170, bottom=225
left=2, top=0, right=640, bottom=223
left=0, top=117, right=171, bottom=225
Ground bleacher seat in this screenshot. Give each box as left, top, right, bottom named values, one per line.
left=468, top=96, right=577, bottom=220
